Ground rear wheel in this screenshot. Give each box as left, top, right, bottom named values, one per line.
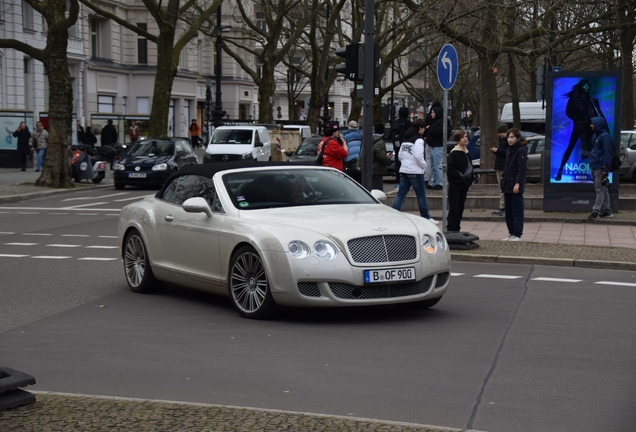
left=395, top=296, right=442, bottom=311
left=228, top=246, right=277, bottom=319
left=92, top=172, right=105, bottom=184
left=123, top=229, right=163, bottom=293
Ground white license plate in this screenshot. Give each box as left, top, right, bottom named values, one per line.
left=364, top=267, right=415, bottom=284
left=129, top=173, right=146, bottom=178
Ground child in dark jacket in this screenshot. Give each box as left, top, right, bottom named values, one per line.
left=446, top=130, right=474, bottom=232
left=500, top=128, right=528, bottom=241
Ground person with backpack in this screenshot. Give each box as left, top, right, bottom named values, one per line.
left=317, top=122, right=348, bottom=171
left=342, top=120, right=362, bottom=182
left=588, top=116, right=614, bottom=219
left=390, top=107, right=412, bottom=188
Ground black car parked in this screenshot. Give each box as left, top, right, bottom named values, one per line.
left=113, top=138, right=198, bottom=190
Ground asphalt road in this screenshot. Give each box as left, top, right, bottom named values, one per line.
left=1, top=188, right=636, bottom=432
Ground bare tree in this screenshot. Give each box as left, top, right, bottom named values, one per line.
left=80, top=0, right=222, bottom=138
left=0, top=0, right=79, bottom=188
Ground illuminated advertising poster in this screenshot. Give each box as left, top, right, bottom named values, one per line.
left=544, top=71, right=622, bottom=212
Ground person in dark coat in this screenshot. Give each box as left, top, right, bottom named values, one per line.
left=389, top=107, right=412, bottom=186
left=100, top=119, right=118, bottom=146
left=446, top=130, right=474, bottom=232
left=588, top=116, right=614, bottom=219
left=76, top=120, right=85, bottom=145
left=500, top=128, right=528, bottom=241
left=81, top=126, right=97, bottom=149
left=13, top=122, right=31, bottom=171
left=490, top=123, right=509, bottom=215
left=424, top=105, right=451, bottom=190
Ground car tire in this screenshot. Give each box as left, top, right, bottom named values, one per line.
left=395, top=296, right=442, bottom=310
left=92, top=172, right=105, bottom=184
left=114, top=182, right=125, bottom=190
left=228, top=246, right=277, bottom=319
left=123, top=229, right=164, bottom=293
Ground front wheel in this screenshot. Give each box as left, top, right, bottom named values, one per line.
left=228, top=246, right=277, bottom=319
left=123, top=229, right=163, bottom=293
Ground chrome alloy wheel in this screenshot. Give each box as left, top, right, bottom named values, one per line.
left=124, top=234, right=146, bottom=288
left=230, top=251, right=269, bottom=314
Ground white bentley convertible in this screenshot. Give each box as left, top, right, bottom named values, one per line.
left=118, top=162, right=451, bottom=319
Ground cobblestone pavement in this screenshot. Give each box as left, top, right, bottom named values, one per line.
left=0, top=393, right=476, bottom=432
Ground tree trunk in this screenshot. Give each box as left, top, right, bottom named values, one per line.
left=149, top=34, right=177, bottom=138
left=36, top=2, right=74, bottom=188
left=258, top=63, right=275, bottom=123
left=618, top=2, right=635, bottom=130
left=479, top=52, right=500, bottom=178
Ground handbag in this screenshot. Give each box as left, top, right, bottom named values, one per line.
left=462, top=155, right=474, bottom=180
left=610, top=145, right=621, bottom=171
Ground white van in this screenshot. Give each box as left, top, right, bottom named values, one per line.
left=500, top=102, right=546, bottom=134
left=203, top=126, right=271, bottom=163
left=283, top=125, right=312, bottom=141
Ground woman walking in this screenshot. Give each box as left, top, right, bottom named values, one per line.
left=500, top=128, right=528, bottom=241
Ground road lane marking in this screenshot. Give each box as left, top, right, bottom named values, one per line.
left=473, top=274, right=523, bottom=280
left=4, top=243, right=38, bottom=246
left=77, top=213, right=99, bottom=216
left=531, top=277, right=582, bottom=283
left=106, top=214, right=120, bottom=216
left=62, top=202, right=109, bottom=209
left=0, top=232, right=16, bottom=235
left=0, top=254, right=28, bottom=258
left=47, top=212, right=69, bottom=215
left=17, top=212, right=39, bottom=214
left=451, top=273, right=464, bottom=276
left=98, top=236, right=118, bottom=239
left=46, top=244, right=82, bottom=248
left=63, top=192, right=128, bottom=201
left=595, top=281, right=636, bottom=287
left=23, top=233, right=52, bottom=236
left=85, top=246, right=118, bottom=249
left=114, top=195, right=153, bottom=202
left=31, top=256, right=72, bottom=259
left=78, top=257, right=118, bottom=261
left=62, top=234, right=89, bottom=237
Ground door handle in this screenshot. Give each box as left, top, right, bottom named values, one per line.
left=164, top=215, right=174, bottom=222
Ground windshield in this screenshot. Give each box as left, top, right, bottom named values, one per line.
left=126, top=140, right=174, bottom=157
left=223, top=168, right=377, bottom=210
left=295, top=138, right=321, bottom=156
left=211, top=130, right=253, bottom=145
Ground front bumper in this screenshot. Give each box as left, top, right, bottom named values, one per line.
left=114, top=170, right=171, bottom=186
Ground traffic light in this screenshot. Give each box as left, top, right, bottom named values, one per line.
left=335, top=43, right=362, bottom=81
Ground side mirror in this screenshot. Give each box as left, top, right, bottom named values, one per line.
left=370, top=189, right=387, bottom=202
left=183, top=197, right=213, bottom=218
left=254, top=141, right=264, bottom=148
left=285, top=150, right=293, bottom=157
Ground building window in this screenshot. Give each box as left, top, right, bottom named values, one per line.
left=98, top=95, right=115, bottom=113
left=179, top=44, right=187, bottom=70
left=24, top=59, right=31, bottom=110
left=137, top=97, right=149, bottom=114
left=342, top=102, right=349, bottom=120
left=67, top=0, right=79, bottom=38
left=255, top=11, right=266, bottom=32
left=137, top=23, right=148, bottom=64
left=22, top=2, right=34, bottom=30
left=255, top=56, right=263, bottom=79
left=90, top=17, right=100, bottom=58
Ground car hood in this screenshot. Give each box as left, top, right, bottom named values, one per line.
left=240, top=204, right=432, bottom=239
left=121, top=155, right=172, bottom=168
left=206, top=143, right=253, bottom=155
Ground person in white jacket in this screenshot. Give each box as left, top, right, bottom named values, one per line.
left=391, top=119, right=438, bottom=224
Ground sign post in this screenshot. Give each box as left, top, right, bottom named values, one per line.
left=437, top=44, right=458, bottom=232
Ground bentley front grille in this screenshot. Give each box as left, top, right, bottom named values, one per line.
left=328, top=275, right=434, bottom=300
left=297, top=282, right=321, bottom=297
left=347, top=235, right=417, bottom=264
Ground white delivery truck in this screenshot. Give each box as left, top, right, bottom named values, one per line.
left=500, top=102, right=546, bottom=134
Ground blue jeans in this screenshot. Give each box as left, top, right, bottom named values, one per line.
left=36, top=149, right=45, bottom=171
left=392, top=174, right=431, bottom=219
left=430, top=146, right=443, bottom=187
left=504, top=193, right=524, bottom=238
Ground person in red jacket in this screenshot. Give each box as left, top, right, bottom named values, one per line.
left=318, top=122, right=348, bottom=170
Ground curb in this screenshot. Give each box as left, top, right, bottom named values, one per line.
left=451, top=253, right=636, bottom=271
left=0, top=183, right=112, bottom=204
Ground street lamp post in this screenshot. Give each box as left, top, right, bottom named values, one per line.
left=205, top=78, right=212, bottom=143
left=212, top=6, right=227, bottom=128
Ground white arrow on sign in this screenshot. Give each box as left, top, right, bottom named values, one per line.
left=441, top=51, right=452, bottom=83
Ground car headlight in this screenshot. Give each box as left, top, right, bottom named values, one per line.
left=288, top=241, right=310, bottom=259
left=241, top=152, right=253, bottom=160
left=436, top=232, right=447, bottom=251
left=152, top=163, right=168, bottom=171
left=113, top=163, right=125, bottom=171
left=314, top=240, right=338, bottom=261
left=422, top=234, right=436, bottom=254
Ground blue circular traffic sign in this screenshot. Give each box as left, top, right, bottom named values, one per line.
left=437, top=44, right=458, bottom=90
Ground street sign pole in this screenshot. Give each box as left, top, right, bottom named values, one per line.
left=437, top=44, right=458, bottom=233
left=361, top=0, right=374, bottom=191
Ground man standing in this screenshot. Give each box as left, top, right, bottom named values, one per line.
left=13, top=122, right=31, bottom=171
left=588, top=117, right=614, bottom=219
left=342, top=120, right=362, bottom=182
left=188, top=119, right=201, bottom=148
left=490, top=123, right=509, bottom=215
left=390, top=107, right=412, bottom=188
left=424, top=105, right=446, bottom=190
left=31, top=121, right=49, bottom=172
left=318, top=122, right=348, bottom=171
left=128, top=121, right=140, bottom=144
left=101, top=119, right=118, bottom=146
